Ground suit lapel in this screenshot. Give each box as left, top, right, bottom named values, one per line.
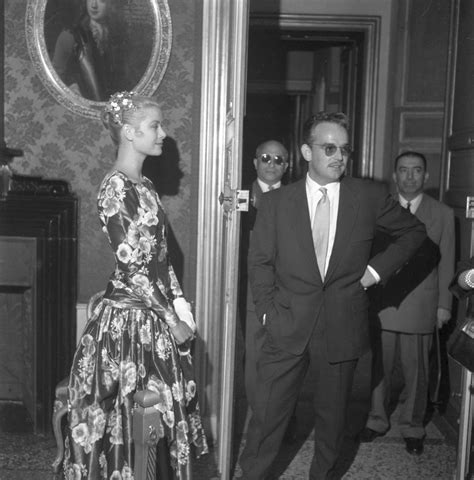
left=414, top=194, right=431, bottom=226
left=325, top=178, right=359, bottom=283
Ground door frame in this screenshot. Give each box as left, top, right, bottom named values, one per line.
left=195, top=0, right=248, bottom=477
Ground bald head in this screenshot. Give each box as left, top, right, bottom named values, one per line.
left=255, top=140, right=288, bottom=159
left=254, top=140, right=289, bottom=186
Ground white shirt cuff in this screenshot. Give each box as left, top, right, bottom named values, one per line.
left=367, top=265, right=381, bottom=283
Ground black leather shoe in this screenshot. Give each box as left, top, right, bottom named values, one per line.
left=359, top=427, right=385, bottom=443
left=404, top=437, right=424, bottom=455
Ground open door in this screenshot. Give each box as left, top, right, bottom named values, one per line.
left=195, top=1, right=248, bottom=478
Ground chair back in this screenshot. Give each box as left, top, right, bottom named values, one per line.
left=86, top=290, right=105, bottom=318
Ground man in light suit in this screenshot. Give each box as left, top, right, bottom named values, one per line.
left=361, top=151, right=455, bottom=455
left=239, top=113, right=427, bottom=479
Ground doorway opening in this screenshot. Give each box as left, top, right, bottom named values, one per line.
left=233, top=17, right=378, bottom=475
left=242, top=27, right=365, bottom=188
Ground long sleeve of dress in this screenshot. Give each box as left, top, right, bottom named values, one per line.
left=98, top=172, right=180, bottom=326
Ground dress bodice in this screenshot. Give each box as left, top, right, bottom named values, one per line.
left=97, top=171, right=182, bottom=323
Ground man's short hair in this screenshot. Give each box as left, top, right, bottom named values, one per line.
left=394, top=151, right=427, bottom=171
left=302, top=112, right=350, bottom=145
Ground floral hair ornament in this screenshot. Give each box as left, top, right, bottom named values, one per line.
left=105, top=91, right=137, bottom=125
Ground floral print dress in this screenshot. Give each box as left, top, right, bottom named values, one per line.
left=64, top=171, right=208, bottom=480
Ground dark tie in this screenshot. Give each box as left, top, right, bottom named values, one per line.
left=267, top=185, right=275, bottom=191
left=312, top=187, right=330, bottom=280
left=406, top=202, right=411, bottom=212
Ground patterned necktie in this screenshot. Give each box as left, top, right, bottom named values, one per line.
left=312, top=187, right=330, bottom=280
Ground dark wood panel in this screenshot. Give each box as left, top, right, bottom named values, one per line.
left=447, top=150, right=474, bottom=197
left=452, top=0, right=474, bottom=130
left=405, top=0, right=450, bottom=104
left=402, top=115, right=443, bottom=140
left=0, top=193, right=77, bottom=433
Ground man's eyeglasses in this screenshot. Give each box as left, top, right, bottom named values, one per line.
left=258, top=153, right=287, bottom=166
left=312, top=143, right=352, bottom=157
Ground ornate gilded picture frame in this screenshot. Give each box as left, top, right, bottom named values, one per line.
left=26, top=0, right=172, bottom=119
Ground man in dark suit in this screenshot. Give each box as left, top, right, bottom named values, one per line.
left=245, top=140, right=289, bottom=230
left=240, top=140, right=289, bottom=409
left=239, top=112, right=427, bottom=479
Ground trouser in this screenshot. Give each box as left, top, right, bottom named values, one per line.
left=240, top=319, right=358, bottom=480
left=244, top=293, right=264, bottom=410
left=366, top=330, right=432, bottom=438
left=244, top=299, right=298, bottom=433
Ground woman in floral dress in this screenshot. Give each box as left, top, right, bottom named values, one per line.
left=63, top=92, right=208, bottom=480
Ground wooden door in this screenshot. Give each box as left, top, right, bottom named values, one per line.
left=195, top=1, right=249, bottom=478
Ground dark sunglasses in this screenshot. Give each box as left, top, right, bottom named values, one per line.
left=259, top=153, right=287, bottom=166
left=313, top=143, right=352, bottom=157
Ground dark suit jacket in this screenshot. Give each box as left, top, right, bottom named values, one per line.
left=369, top=234, right=440, bottom=312
left=249, top=175, right=427, bottom=362
left=245, top=180, right=264, bottom=233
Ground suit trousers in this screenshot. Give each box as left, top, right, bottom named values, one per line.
left=244, top=284, right=265, bottom=409
left=240, top=318, right=358, bottom=480
left=366, top=330, right=432, bottom=438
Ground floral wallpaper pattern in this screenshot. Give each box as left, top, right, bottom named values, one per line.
left=4, top=0, right=199, bottom=303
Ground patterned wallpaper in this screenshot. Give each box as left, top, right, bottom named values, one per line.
left=4, top=0, right=199, bottom=303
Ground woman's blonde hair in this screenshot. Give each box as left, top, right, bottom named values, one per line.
left=101, top=91, right=161, bottom=146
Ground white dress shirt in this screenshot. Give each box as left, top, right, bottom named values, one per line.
left=398, top=193, right=423, bottom=214
left=258, top=178, right=281, bottom=192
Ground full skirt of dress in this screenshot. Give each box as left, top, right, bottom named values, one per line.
left=63, top=298, right=208, bottom=480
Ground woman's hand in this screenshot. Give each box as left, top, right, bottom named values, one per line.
left=170, top=320, right=195, bottom=345
left=173, top=297, right=197, bottom=332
